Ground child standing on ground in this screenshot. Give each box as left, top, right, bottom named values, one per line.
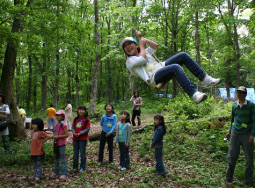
left=30, top=118, right=52, bottom=182
left=72, top=105, right=90, bottom=173
left=114, top=111, right=131, bottom=171
left=50, top=110, right=69, bottom=180
left=130, top=90, right=143, bottom=126
left=151, top=115, right=167, bottom=178
left=98, top=103, right=117, bottom=165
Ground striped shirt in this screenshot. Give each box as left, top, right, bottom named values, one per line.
left=230, top=100, right=255, bottom=136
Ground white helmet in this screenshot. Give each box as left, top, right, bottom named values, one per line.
left=120, top=37, right=137, bottom=48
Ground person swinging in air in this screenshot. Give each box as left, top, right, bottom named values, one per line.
left=120, top=30, right=221, bottom=104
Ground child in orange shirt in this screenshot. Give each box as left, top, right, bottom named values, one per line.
left=30, top=118, right=52, bottom=182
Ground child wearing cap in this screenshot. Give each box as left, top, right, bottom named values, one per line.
left=50, top=110, right=69, bottom=180
left=120, top=30, right=221, bottom=104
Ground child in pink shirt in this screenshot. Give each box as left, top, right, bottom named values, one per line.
left=50, top=110, right=69, bottom=180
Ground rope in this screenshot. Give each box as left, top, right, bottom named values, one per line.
left=117, top=0, right=137, bottom=30
left=117, top=0, right=161, bottom=64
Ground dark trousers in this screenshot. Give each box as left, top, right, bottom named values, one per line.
left=98, top=131, right=113, bottom=163
left=226, top=130, right=254, bottom=183
left=119, top=142, right=130, bottom=169
left=2, top=135, right=11, bottom=152
left=132, top=109, right=141, bottom=126
left=31, top=154, right=45, bottom=179
left=155, top=148, right=166, bottom=176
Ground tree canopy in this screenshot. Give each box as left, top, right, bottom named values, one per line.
left=0, top=0, right=254, bottom=136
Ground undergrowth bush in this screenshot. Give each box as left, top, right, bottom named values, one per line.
left=165, top=94, right=231, bottom=120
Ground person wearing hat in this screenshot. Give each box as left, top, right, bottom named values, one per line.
left=50, top=110, right=69, bottom=180
left=225, top=86, right=255, bottom=186
left=120, top=30, right=221, bottom=104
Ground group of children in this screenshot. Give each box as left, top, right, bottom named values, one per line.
left=30, top=103, right=167, bottom=182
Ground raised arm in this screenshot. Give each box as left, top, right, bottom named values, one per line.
left=136, top=30, right=158, bottom=50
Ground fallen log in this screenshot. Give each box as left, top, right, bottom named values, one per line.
left=88, top=116, right=230, bottom=141
left=88, top=124, right=151, bottom=142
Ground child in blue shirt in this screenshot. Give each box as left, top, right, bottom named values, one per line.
left=114, top=111, right=131, bottom=171
left=151, top=115, right=166, bottom=177
left=98, top=103, right=117, bottom=165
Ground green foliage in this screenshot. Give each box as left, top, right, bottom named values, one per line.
left=165, top=94, right=227, bottom=120
left=0, top=139, right=31, bottom=167
left=0, top=99, right=250, bottom=186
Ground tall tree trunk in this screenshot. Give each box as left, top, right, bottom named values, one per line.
left=225, top=60, right=231, bottom=99
left=106, top=17, right=113, bottom=103
left=97, top=60, right=102, bottom=104
left=205, top=22, right=212, bottom=97
left=0, top=0, right=34, bottom=140
left=162, top=0, right=169, bottom=97
left=41, top=43, right=47, bottom=110
left=116, top=62, right=120, bottom=102
left=66, top=70, right=72, bottom=100
left=26, top=55, right=32, bottom=115
left=194, top=4, right=201, bottom=91
left=54, top=1, right=60, bottom=108
left=89, top=0, right=101, bottom=115
left=54, top=49, right=60, bottom=108
left=75, top=59, right=79, bottom=109
left=15, top=58, right=21, bottom=104
left=33, top=76, right=37, bottom=113
left=170, top=0, right=179, bottom=97
left=97, top=19, right=104, bottom=104
left=233, top=23, right=240, bottom=87
left=194, top=6, right=200, bottom=67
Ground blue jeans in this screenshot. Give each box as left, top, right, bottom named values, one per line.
left=119, top=142, right=130, bottom=169
left=73, top=140, right=87, bottom=170
left=226, top=130, right=254, bottom=183
left=31, top=154, right=45, bottom=179
left=154, top=52, right=206, bottom=96
left=54, top=145, right=68, bottom=175
left=98, top=131, right=113, bottom=163
left=2, top=135, right=11, bottom=152
left=155, top=148, right=166, bottom=176
left=48, top=117, right=56, bottom=131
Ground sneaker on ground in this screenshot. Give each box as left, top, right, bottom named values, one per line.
left=49, top=173, right=57, bottom=179
left=98, top=162, right=102, bottom=166
left=192, top=91, right=207, bottom=104
left=59, top=175, right=67, bottom=180
left=118, top=166, right=122, bottom=170
left=73, top=168, right=78, bottom=173
left=79, top=168, right=85, bottom=173
left=200, top=75, right=221, bottom=87
left=121, top=167, right=127, bottom=171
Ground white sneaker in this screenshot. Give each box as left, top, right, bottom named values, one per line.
left=200, top=75, right=221, bottom=87
left=118, top=166, right=122, bottom=170
left=79, top=168, right=85, bottom=173
left=121, top=167, right=127, bottom=171
left=192, top=91, right=207, bottom=104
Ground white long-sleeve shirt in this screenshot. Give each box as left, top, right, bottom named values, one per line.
left=125, top=47, right=165, bottom=87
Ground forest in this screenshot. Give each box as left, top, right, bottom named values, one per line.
left=0, top=0, right=255, bottom=187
